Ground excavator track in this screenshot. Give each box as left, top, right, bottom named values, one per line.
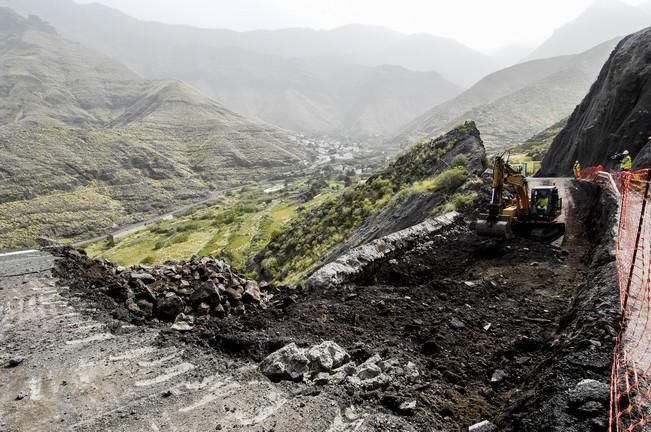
left=513, top=221, right=566, bottom=243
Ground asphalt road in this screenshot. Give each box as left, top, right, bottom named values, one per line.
left=0, top=251, right=56, bottom=278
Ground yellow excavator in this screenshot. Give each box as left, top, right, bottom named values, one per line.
left=476, top=155, right=565, bottom=242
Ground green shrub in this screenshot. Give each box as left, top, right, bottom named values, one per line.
left=452, top=154, right=467, bottom=168
left=177, top=221, right=201, bottom=232
left=452, top=191, right=478, bottom=210
left=169, top=232, right=190, bottom=245
left=433, top=167, right=468, bottom=193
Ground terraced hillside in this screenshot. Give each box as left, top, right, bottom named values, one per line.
left=0, top=8, right=304, bottom=248
left=86, top=123, right=487, bottom=285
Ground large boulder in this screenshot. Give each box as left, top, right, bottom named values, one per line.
left=567, top=379, right=610, bottom=406
left=242, top=281, right=262, bottom=303
left=155, top=294, right=184, bottom=321
left=260, top=343, right=309, bottom=382
left=190, top=280, right=221, bottom=307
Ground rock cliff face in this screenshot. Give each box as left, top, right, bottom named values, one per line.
left=540, top=27, right=651, bottom=175
left=321, top=122, right=487, bottom=263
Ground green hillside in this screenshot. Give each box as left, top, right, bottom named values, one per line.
left=509, top=118, right=568, bottom=160
left=84, top=181, right=322, bottom=270
left=390, top=38, right=618, bottom=153
left=253, top=122, right=486, bottom=284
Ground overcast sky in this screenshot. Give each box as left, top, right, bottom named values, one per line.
left=75, top=0, right=647, bottom=51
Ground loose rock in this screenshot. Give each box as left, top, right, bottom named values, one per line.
left=260, top=343, right=309, bottom=382
left=468, top=420, right=498, bottom=432
left=306, top=341, right=350, bottom=371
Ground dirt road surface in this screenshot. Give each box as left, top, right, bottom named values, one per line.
left=0, top=254, right=410, bottom=431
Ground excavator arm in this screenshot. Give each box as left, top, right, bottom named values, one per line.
left=479, top=155, right=521, bottom=238
left=486, top=156, right=529, bottom=216
left=504, top=174, right=530, bottom=216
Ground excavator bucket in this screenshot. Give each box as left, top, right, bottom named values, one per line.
left=476, top=216, right=515, bottom=239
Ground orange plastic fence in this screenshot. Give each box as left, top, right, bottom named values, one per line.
left=609, top=169, right=651, bottom=431
left=577, top=165, right=606, bottom=180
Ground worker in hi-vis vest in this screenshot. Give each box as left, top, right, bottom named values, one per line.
left=573, top=160, right=581, bottom=178
left=620, top=150, right=632, bottom=171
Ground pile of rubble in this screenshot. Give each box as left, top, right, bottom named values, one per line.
left=52, top=247, right=270, bottom=328
left=260, top=341, right=422, bottom=414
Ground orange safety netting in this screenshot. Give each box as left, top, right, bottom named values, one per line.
left=610, top=169, right=651, bottom=432
left=577, top=165, right=606, bottom=180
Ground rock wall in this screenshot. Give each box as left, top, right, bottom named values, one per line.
left=540, top=27, right=651, bottom=175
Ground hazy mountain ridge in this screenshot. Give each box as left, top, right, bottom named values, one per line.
left=540, top=26, right=651, bottom=175
left=389, top=38, right=619, bottom=152
left=526, top=0, right=650, bottom=60
left=1, top=0, right=496, bottom=137
left=1, top=0, right=494, bottom=85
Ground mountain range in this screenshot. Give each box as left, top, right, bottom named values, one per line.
left=0, top=8, right=304, bottom=247
left=389, top=38, right=621, bottom=153
left=3, top=0, right=648, bottom=142
left=0, top=0, right=486, bottom=137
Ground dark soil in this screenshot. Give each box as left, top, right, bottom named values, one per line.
left=206, top=227, right=578, bottom=430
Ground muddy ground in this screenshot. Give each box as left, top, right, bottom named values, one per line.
left=208, top=227, right=581, bottom=430
left=47, top=180, right=619, bottom=431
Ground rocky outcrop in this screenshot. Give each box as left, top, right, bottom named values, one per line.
left=319, top=122, right=486, bottom=265
left=540, top=27, right=651, bottom=175
left=254, top=121, right=485, bottom=283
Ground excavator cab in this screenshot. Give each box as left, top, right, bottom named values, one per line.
left=530, top=187, right=562, bottom=220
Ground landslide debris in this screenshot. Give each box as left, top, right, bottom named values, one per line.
left=50, top=178, right=619, bottom=431
left=540, top=26, right=651, bottom=175
left=499, top=181, right=619, bottom=432
left=52, top=247, right=269, bottom=326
